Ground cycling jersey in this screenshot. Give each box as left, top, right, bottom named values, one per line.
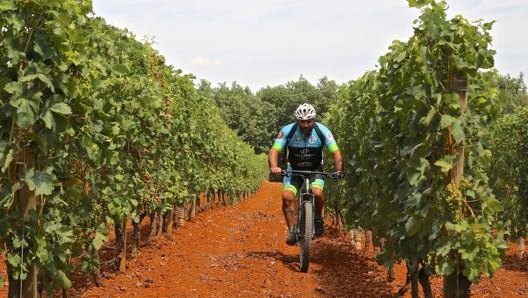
left=271, top=122, right=339, bottom=170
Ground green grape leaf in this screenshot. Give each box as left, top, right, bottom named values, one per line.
left=50, top=102, right=72, bottom=115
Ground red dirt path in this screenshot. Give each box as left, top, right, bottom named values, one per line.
left=1, top=181, right=528, bottom=297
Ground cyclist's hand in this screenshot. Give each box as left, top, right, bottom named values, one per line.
left=333, top=171, right=345, bottom=179
left=270, top=167, right=282, bottom=175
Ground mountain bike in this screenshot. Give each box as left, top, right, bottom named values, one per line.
left=279, top=169, right=342, bottom=272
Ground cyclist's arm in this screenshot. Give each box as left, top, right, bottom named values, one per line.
left=332, top=150, right=343, bottom=173
left=268, top=124, right=293, bottom=174
left=268, top=148, right=282, bottom=174
left=319, top=124, right=343, bottom=174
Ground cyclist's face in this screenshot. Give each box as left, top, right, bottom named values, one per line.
left=298, top=119, right=315, bottom=135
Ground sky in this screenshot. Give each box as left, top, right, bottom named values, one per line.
left=91, top=0, right=528, bottom=91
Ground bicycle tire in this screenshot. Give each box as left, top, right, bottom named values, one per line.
left=299, top=201, right=313, bottom=272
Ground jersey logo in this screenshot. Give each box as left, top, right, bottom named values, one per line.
left=276, top=131, right=284, bottom=139
left=300, top=148, right=311, bottom=160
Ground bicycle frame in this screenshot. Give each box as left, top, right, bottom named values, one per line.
left=282, top=169, right=337, bottom=272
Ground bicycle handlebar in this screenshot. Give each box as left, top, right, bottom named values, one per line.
left=272, top=169, right=344, bottom=180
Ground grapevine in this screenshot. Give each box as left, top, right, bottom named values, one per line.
left=325, top=0, right=506, bottom=297
left=0, top=1, right=267, bottom=296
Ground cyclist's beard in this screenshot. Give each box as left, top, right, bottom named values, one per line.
left=301, top=127, right=313, bottom=137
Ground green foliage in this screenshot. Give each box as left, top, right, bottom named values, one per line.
left=0, top=0, right=267, bottom=295
left=496, top=73, right=528, bottom=114
left=208, top=76, right=341, bottom=155
left=2, top=0, right=523, bottom=294
left=204, top=81, right=274, bottom=154
left=326, top=0, right=506, bottom=285
left=257, top=76, right=323, bottom=126
left=489, top=108, right=528, bottom=237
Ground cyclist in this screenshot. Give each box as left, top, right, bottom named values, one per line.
left=268, top=103, right=344, bottom=245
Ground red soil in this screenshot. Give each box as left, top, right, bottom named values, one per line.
left=1, top=181, right=527, bottom=297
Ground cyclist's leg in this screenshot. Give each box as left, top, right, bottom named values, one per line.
left=310, top=173, right=325, bottom=218
left=283, top=174, right=302, bottom=245
left=282, top=174, right=302, bottom=225
left=312, top=187, right=324, bottom=217
left=281, top=189, right=297, bottom=228
left=310, top=173, right=325, bottom=236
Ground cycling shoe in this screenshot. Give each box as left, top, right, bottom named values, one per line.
left=285, top=226, right=298, bottom=246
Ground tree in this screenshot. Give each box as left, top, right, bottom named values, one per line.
left=497, top=73, right=528, bottom=114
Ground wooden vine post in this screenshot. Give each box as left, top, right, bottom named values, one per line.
left=450, top=72, right=468, bottom=185
left=18, top=149, right=38, bottom=298
left=443, top=71, right=471, bottom=298
left=7, top=130, right=38, bottom=298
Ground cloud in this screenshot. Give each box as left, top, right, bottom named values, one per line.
left=93, top=0, right=528, bottom=90
left=190, top=57, right=223, bottom=66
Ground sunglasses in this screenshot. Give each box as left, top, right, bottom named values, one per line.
left=299, top=119, right=314, bottom=124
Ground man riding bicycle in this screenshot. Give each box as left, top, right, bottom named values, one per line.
left=268, top=103, right=344, bottom=245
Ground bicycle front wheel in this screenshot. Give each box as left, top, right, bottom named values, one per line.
left=299, top=201, right=313, bottom=272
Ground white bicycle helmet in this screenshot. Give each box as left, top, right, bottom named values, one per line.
left=294, top=103, right=316, bottom=120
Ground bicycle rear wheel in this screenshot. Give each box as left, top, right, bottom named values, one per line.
left=299, top=201, right=313, bottom=272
